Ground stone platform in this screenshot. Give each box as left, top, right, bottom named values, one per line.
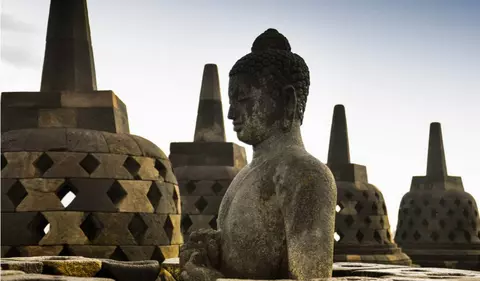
left=2, top=256, right=480, bottom=280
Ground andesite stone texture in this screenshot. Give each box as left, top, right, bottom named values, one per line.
left=1, top=0, right=181, bottom=262
left=395, top=122, right=480, bottom=270
left=179, top=28, right=337, bottom=280
left=327, top=105, right=411, bottom=266
left=169, top=64, right=247, bottom=240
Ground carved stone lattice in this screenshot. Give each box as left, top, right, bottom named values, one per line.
left=328, top=105, right=411, bottom=265
left=395, top=123, right=480, bottom=270
left=1, top=0, right=181, bottom=262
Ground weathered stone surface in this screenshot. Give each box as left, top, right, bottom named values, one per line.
left=395, top=123, right=480, bottom=270
left=40, top=212, right=88, bottom=245
left=1, top=108, right=38, bottom=133
left=66, top=129, right=109, bottom=153
left=15, top=246, right=64, bottom=257
left=2, top=178, right=17, bottom=211
left=16, top=179, right=65, bottom=211
left=39, top=109, right=77, bottom=128
left=91, top=213, right=136, bottom=245
left=97, top=259, right=159, bottom=281
left=1, top=274, right=114, bottom=281
left=2, top=152, right=43, bottom=178
left=327, top=105, right=411, bottom=266
left=150, top=182, right=179, bottom=214
left=1, top=213, right=47, bottom=246
left=1, top=260, right=43, bottom=274
left=170, top=143, right=246, bottom=168
left=66, top=179, right=116, bottom=212
left=67, top=246, right=116, bottom=259
left=41, top=257, right=102, bottom=277
left=173, top=166, right=240, bottom=182
left=180, top=29, right=336, bottom=280
left=0, top=270, right=26, bottom=276
left=88, top=154, right=132, bottom=179
left=101, top=132, right=142, bottom=156
left=24, top=129, right=68, bottom=152
left=116, top=180, right=153, bottom=213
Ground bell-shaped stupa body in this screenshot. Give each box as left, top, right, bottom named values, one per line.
left=1, top=0, right=182, bottom=262
left=169, top=64, right=247, bottom=240
left=327, top=105, right=411, bottom=265
left=395, top=123, right=480, bottom=270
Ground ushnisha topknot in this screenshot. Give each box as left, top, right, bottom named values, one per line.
left=229, top=28, right=310, bottom=124
left=251, top=28, right=291, bottom=52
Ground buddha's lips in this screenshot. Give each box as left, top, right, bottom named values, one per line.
left=233, top=123, right=243, bottom=132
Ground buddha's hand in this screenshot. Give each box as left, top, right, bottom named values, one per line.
left=180, top=228, right=221, bottom=269
left=179, top=251, right=224, bottom=281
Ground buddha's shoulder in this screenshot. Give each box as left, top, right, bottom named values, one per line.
left=274, top=147, right=333, bottom=179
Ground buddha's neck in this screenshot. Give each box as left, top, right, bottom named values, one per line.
left=251, top=126, right=304, bottom=164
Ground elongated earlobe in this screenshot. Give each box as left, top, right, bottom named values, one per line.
left=282, top=85, right=297, bottom=131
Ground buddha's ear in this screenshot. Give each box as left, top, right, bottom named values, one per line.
left=281, top=85, right=297, bottom=131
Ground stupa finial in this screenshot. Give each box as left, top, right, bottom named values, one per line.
left=426, top=122, right=448, bottom=180
left=327, top=104, right=351, bottom=165
left=193, top=64, right=226, bottom=142
left=40, top=0, right=97, bottom=92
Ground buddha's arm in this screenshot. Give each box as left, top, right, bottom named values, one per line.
left=276, top=162, right=337, bottom=279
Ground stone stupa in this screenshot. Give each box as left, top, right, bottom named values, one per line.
left=169, top=64, right=247, bottom=240
left=395, top=122, right=480, bottom=269
left=1, top=0, right=182, bottom=262
left=327, top=105, right=411, bottom=265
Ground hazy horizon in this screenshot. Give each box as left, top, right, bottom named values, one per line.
left=2, top=0, right=479, bottom=232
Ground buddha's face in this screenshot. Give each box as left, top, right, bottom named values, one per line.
left=227, top=74, right=282, bottom=145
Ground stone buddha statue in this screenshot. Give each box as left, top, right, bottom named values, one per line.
left=179, top=29, right=337, bottom=280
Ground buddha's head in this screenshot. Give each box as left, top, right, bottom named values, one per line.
left=228, top=28, right=310, bottom=145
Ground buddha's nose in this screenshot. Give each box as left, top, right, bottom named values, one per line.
left=227, top=105, right=235, bottom=120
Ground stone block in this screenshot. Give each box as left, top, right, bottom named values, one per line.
left=39, top=257, right=102, bottom=277
left=76, top=108, right=117, bottom=133
left=66, top=179, right=116, bottom=212
left=114, top=108, right=130, bottom=134
left=67, top=246, right=116, bottom=259
left=93, top=213, right=136, bottom=245
left=38, top=108, right=77, bottom=128
left=66, top=129, right=109, bottom=153
left=133, top=157, right=160, bottom=180
left=2, top=152, right=43, bottom=178
left=1, top=270, right=26, bottom=277
left=328, top=163, right=368, bottom=183
left=1, top=108, right=39, bottom=133
left=23, top=128, right=68, bottom=152
left=16, top=179, right=65, bottom=211
left=1, top=260, right=43, bottom=274
left=89, top=154, right=132, bottom=179
left=173, top=166, right=240, bottom=182
left=60, top=91, right=115, bottom=108
left=102, top=132, right=141, bottom=155
left=153, top=245, right=179, bottom=262
left=97, top=259, right=159, bottom=281
left=42, top=152, right=89, bottom=178
left=2, top=130, right=31, bottom=152
left=1, top=213, right=48, bottom=245
left=150, top=181, right=179, bottom=215
left=181, top=214, right=217, bottom=236
left=1, top=274, right=114, bottom=281
left=16, top=246, right=63, bottom=257
left=169, top=142, right=246, bottom=168
left=180, top=196, right=222, bottom=215
left=2, top=91, right=61, bottom=108
left=39, top=211, right=88, bottom=245
left=116, top=180, right=154, bottom=213
left=137, top=214, right=176, bottom=245
left=115, top=246, right=156, bottom=262
left=1, top=178, right=17, bottom=211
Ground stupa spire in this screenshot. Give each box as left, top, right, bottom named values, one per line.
left=40, top=0, right=97, bottom=92
left=327, top=104, right=351, bottom=165
left=193, top=64, right=226, bottom=142
left=426, top=122, right=448, bottom=180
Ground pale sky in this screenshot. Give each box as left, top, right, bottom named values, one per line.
left=1, top=0, right=479, bottom=231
